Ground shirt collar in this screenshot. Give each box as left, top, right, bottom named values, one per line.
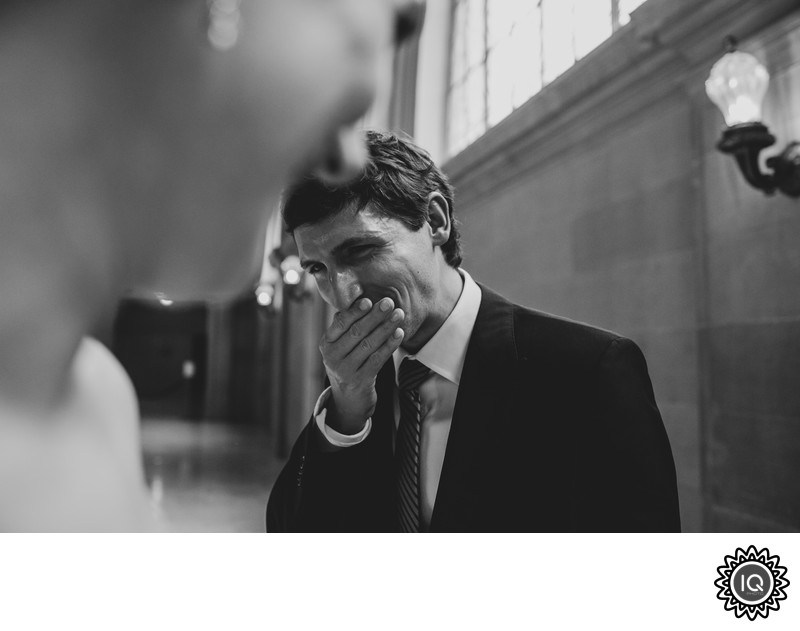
left=393, top=268, right=482, bottom=386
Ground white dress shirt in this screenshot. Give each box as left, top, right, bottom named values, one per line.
left=313, top=269, right=482, bottom=529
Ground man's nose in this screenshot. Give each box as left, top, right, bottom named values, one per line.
left=329, top=269, right=362, bottom=312
left=393, top=0, right=425, bottom=45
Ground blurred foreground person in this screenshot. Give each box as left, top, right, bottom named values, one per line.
left=268, top=131, right=681, bottom=532
left=0, top=0, right=421, bottom=531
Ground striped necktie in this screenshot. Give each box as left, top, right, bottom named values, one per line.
left=396, top=358, right=431, bottom=533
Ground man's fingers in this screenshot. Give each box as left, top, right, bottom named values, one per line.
left=358, top=325, right=404, bottom=374
left=354, top=308, right=405, bottom=372
left=322, top=297, right=396, bottom=360
left=324, top=297, right=372, bottom=344
left=347, top=298, right=394, bottom=341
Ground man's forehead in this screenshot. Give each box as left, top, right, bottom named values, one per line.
left=294, top=205, right=391, bottom=255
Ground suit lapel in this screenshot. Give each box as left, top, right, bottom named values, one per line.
left=430, top=284, right=519, bottom=531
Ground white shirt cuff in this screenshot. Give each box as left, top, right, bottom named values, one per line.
left=314, top=386, right=372, bottom=447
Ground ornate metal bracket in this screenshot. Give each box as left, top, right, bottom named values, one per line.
left=717, top=123, right=800, bottom=198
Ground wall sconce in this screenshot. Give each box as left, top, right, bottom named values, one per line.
left=278, top=254, right=312, bottom=300
left=280, top=255, right=304, bottom=287
left=255, top=283, right=275, bottom=307
left=705, top=37, right=800, bottom=198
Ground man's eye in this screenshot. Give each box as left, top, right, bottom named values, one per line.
left=350, top=245, right=376, bottom=257
left=307, top=264, right=324, bottom=275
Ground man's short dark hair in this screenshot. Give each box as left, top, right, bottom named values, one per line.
left=282, top=130, right=462, bottom=268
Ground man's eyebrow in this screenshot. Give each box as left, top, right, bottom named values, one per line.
left=299, top=234, right=383, bottom=269
left=331, top=235, right=381, bottom=256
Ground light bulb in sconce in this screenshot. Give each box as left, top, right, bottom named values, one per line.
left=280, top=255, right=303, bottom=286
left=256, top=284, right=274, bottom=307
left=705, top=50, right=770, bottom=126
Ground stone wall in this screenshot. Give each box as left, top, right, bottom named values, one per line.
left=443, top=0, right=800, bottom=532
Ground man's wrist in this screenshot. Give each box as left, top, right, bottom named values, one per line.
left=313, top=388, right=372, bottom=448
left=327, top=397, right=370, bottom=435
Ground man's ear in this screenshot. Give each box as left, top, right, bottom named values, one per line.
left=426, top=192, right=451, bottom=247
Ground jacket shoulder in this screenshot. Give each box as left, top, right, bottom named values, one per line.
left=514, top=305, right=623, bottom=356
left=476, top=282, right=629, bottom=363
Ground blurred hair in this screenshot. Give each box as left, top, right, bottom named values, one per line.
left=282, top=130, right=462, bottom=268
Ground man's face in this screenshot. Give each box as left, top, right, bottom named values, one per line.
left=295, top=204, right=440, bottom=348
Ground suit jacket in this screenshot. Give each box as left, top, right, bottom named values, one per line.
left=266, top=284, right=681, bottom=532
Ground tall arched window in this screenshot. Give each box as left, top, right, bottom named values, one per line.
left=447, top=0, right=648, bottom=156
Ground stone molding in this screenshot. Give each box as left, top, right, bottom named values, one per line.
left=443, top=0, right=800, bottom=205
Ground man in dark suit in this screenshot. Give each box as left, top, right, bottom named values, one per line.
left=267, top=130, right=680, bottom=532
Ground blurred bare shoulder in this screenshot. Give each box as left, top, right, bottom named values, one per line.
left=0, top=338, right=159, bottom=532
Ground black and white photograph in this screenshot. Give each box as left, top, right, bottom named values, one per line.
left=1, top=0, right=798, bottom=628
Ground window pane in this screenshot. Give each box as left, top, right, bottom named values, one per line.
left=447, top=80, right=469, bottom=155
left=449, top=0, right=647, bottom=156
left=487, top=42, right=513, bottom=126
left=618, top=0, right=647, bottom=26
left=573, top=0, right=612, bottom=60
left=487, top=0, right=529, bottom=49
left=542, top=0, right=575, bottom=84
left=488, top=3, right=543, bottom=125
left=448, top=0, right=486, bottom=155
left=465, top=68, right=486, bottom=145
left=512, top=6, right=542, bottom=108
left=465, top=0, right=486, bottom=69
left=451, top=1, right=468, bottom=82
